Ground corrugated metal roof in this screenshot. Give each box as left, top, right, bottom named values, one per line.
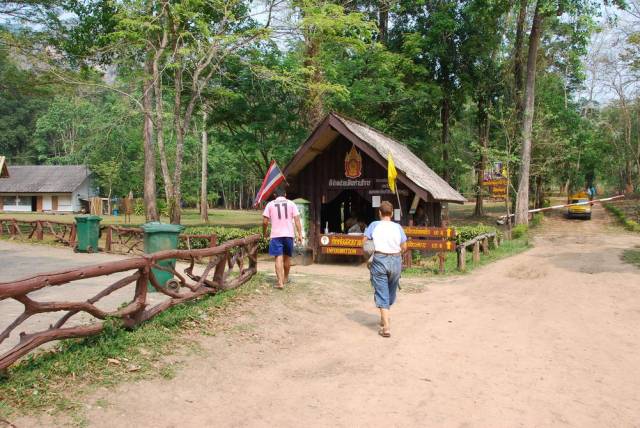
left=0, top=165, right=91, bottom=193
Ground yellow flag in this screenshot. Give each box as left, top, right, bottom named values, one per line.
left=388, top=153, right=397, bottom=194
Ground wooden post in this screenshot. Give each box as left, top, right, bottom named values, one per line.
left=403, top=250, right=412, bottom=269
left=482, top=237, right=489, bottom=254
left=36, top=221, right=44, bottom=240
left=438, top=252, right=445, bottom=273
left=69, top=224, right=77, bottom=247
left=105, top=226, right=113, bottom=253
left=12, top=219, right=23, bottom=238
left=209, top=234, right=217, bottom=248
left=457, top=246, right=466, bottom=271
left=473, top=241, right=480, bottom=263
left=496, top=235, right=501, bottom=247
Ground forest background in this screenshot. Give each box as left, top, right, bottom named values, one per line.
left=1, top=0, right=639, bottom=225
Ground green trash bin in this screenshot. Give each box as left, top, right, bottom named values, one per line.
left=75, top=215, right=102, bottom=253
left=142, top=222, right=185, bottom=292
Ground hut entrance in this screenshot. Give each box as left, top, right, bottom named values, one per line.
left=320, top=189, right=374, bottom=234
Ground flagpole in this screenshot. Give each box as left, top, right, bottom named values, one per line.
left=395, top=189, right=402, bottom=219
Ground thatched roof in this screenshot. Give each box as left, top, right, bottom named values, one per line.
left=0, top=165, right=91, bottom=193
left=0, top=157, right=8, bottom=178
left=285, top=113, right=466, bottom=203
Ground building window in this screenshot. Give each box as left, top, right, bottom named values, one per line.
left=3, top=196, right=17, bottom=206
left=16, top=196, right=29, bottom=206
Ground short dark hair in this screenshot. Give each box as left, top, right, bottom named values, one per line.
left=379, top=201, right=394, bottom=217
left=274, top=186, right=286, bottom=197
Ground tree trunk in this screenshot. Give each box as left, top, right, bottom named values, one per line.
left=513, top=0, right=528, bottom=116
left=142, top=59, right=158, bottom=221
left=303, top=36, right=324, bottom=129
left=169, top=59, right=185, bottom=224
left=534, top=175, right=544, bottom=208
left=200, top=110, right=209, bottom=223
left=378, top=0, right=389, bottom=44
left=625, top=159, right=634, bottom=193
left=474, top=98, right=489, bottom=217
left=515, top=1, right=543, bottom=225
left=441, top=96, right=451, bottom=183
left=153, top=53, right=174, bottom=209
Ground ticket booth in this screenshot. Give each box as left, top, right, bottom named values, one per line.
left=283, top=113, right=466, bottom=261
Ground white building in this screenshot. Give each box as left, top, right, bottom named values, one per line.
left=0, top=165, right=95, bottom=213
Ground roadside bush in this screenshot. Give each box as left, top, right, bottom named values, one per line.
left=604, top=204, right=640, bottom=232
left=511, top=224, right=528, bottom=239
left=134, top=199, right=145, bottom=216
left=530, top=213, right=543, bottom=228
left=454, top=225, right=499, bottom=244
left=182, top=225, right=269, bottom=252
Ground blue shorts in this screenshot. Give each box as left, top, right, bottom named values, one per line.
left=269, top=237, right=294, bottom=257
left=370, top=254, right=402, bottom=309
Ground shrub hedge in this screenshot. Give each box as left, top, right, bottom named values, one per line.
left=182, top=225, right=269, bottom=252
left=454, top=224, right=500, bottom=244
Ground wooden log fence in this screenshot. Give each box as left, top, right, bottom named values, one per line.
left=0, top=234, right=260, bottom=372
left=0, top=218, right=76, bottom=246
left=456, top=232, right=499, bottom=271
left=1, top=220, right=216, bottom=255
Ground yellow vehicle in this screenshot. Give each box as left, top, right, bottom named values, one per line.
left=567, top=191, right=592, bottom=220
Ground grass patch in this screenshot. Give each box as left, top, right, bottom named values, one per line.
left=403, top=237, right=530, bottom=277
left=621, top=247, right=640, bottom=268
left=0, top=274, right=268, bottom=423
left=604, top=203, right=640, bottom=233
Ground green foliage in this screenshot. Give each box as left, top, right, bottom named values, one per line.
left=604, top=204, right=640, bottom=233
left=530, top=213, right=544, bottom=228
left=454, top=224, right=499, bottom=244
left=621, top=247, right=640, bottom=268
left=404, top=235, right=529, bottom=277
left=511, top=224, right=529, bottom=239
left=134, top=198, right=145, bottom=216
left=182, top=225, right=268, bottom=252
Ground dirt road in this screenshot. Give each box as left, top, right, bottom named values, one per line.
left=22, top=206, right=640, bottom=427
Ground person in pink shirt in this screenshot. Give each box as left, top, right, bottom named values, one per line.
left=262, top=187, right=303, bottom=289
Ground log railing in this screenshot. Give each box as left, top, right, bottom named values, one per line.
left=0, top=234, right=260, bottom=371
left=0, top=218, right=76, bottom=245
left=103, top=225, right=144, bottom=254
left=1, top=220, right=217, bottom=255
left=456, top=232, right=500, bottom=271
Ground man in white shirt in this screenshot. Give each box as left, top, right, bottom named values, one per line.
left=363, top=200, right=408, bottom=338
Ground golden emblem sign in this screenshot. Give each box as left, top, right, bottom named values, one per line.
left=344, top=145, right=362, bottom=179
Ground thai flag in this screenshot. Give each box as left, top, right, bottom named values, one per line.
left=253, top=160, right=285, bottom=207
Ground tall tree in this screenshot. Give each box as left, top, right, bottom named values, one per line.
left=515, top=0, right=544, bottom=225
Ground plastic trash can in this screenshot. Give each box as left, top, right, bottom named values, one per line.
left=75, top=215, right=102, bottom=253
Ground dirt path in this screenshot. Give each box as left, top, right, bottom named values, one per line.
left=20, top=205, right=640, bottom=427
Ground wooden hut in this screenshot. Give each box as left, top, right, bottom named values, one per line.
left=284, top=112, right=465, bottom=259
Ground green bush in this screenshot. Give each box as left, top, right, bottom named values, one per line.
left=511, top=224, right=528, bottom=239
left=530, top=212, right=543, bottom=227
left=454, top=225, right=499, bottom=244
left=134, top=199, right=145, bottom=216
left=182, top=225, right=269, bottom=252
left=604, top=204, right=640, bottom=232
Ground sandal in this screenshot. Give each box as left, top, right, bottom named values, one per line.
left=378, top=327, right=391, bottom=338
